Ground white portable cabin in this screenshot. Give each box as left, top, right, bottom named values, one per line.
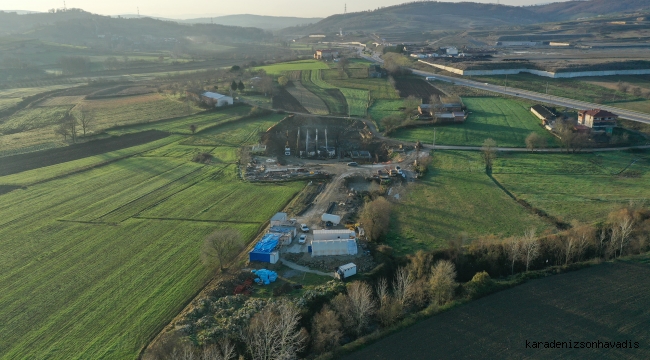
left=321, top=214, right=341, bottom=226
left=311, top=239, right=358, bottom=257
left=335, top=263, right=357, bottom=280
left=270, top=212, right=288, bottom=227
left=313, top=229, right=355, bottom=241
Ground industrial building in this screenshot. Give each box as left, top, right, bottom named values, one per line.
left=269, top=226, right=297, bottom=245
left=270, top=212, right=288, bottom=227
left=249, top=233, right=281, bottom=264
left=311, top=230, right=358, bottom=257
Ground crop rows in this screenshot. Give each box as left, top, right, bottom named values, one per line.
left=254, top=60, right=329, bottom=75
left=141, top=164, right=304, bottom=223
left=301, top=70, right=348, bottom=115
left=326, top=78, right=400, bottom=100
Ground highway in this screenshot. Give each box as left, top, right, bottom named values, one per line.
left=360, top=50, right=650, bottom=125
left=410, top=66, right=650, bottom=125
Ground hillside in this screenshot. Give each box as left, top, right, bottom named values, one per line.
left=532, top=0, right=650, bottom=20
left=179, top=14, right=323, bottom=30
left=279, top=0, right=650, bottom=36
left=0, top=9, right=271, bottom=45
left=280, top=2, right=547, bottom=35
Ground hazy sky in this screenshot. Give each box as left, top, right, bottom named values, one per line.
left=3, top=0, right=564, bottom=18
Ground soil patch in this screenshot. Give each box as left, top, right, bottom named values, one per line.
left=394, top=77, right=445, bottom=103
left=272, top=87, right=309, bottom=113
left=345, top=261, right=650, bottom=359
left=0, top=130, right=169, bottom=176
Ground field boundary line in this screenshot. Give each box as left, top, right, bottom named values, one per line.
left=131, top=216, right=261, bottom=225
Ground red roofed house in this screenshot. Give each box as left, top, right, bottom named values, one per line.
left=578, top=109, right=618, bottom=134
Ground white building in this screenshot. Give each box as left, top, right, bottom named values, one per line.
left=202, top=92, right=233, bottom=107
left=311, top=229, right=357, bottom=257
left=446, top=47, right=459, bottom=55
left=270, top=212, right=288, bottom=227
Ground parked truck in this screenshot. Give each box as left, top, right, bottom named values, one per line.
left=335, top=263, right=357, bottom=280
left=321, top=213, right=341, bottom=226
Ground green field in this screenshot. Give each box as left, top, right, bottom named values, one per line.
left=492, top=150, right=650, bottom=224
left=254, top=60, right=329, bottom=75
left=0, top=105, right=72, bottom=134
left=368, top=99, right=404, bottom=122
left=0, top=97, right=20, bottom=111
left=474, top=74, right=639, bottom=105
left=301, top=70, right=347, bottom=115
left=0, top=114, right=303, bottom=359
left=326, top=78, right=400, bottom=100
left=310, top=70, right=369, bottom=116
left=107, top=106, right=251, bottom=136
left=388, top=151, right=549, bottom=254
left=392, top=97, right=557, bottom=147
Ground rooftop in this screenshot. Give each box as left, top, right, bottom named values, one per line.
left=251, top=233, right=281, bottom=254
left=580, top=109, right=617, bottom=117
left=202, top=92, right=230, bottom=100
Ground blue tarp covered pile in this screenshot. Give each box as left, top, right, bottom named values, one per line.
left=252, top=269, right=278, bottom=285
left=252, top=233, right=280, bottom=253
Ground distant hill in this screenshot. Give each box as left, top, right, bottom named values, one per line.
left=532, top=0, right=650, bottom=20
left=0, top=10, right=42, bottom=15
left=179, top=14, right=323, bottom=30
left=279, top=0, right=650, bottom=35
left=278, top=2, right=548, bottom=35
left=0, top=9, right=271, bottom=44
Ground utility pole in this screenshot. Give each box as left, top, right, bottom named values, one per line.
left=546, top=82, right=549, bottom=95
left=432, top=128, right=436, bottom=152
left=505, top=74, right=508, bottom=91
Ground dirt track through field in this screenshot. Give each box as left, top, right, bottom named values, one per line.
left=345, top=261, right=650, bottom=360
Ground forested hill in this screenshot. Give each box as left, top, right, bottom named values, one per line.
left=179, top=14, right=323, bottom=30
left=0, top=9, right=271, bottom=44
left=531, top=0, right=650, bottom=20
left=279, top=0, right=650, bottom=34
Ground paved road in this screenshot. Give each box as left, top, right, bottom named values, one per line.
left=359, top=51, right=650, bottom=125
left=410, top=65, right=650, bottom=125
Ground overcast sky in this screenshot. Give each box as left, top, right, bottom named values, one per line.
left=2, top=0, right=566, bottom=18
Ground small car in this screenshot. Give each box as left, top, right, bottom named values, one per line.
left=300, top=224, right=310, bottom=232
left=347, top=162, right=358, bottom=166
left=299, top=234, right=307, bottom=244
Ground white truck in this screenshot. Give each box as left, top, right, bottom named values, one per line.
left=426, top=76, right=436, bottom=81
left=321, top=213, right=341, bottom=226
left=335, top=263, right=357, bottom=280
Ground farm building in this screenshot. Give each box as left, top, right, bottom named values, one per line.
left=311, top=239, right=358, bottom=256
left=313, top=229, right=355, bottom=240
left=269, top=226, right=297, bottom=245
left=578, top=109, right=618, bottom=134
left=314, top=49, right=339, bottom=60
left=249, top=233, right=281, bottom=264
left=435, top=112, right=467, bottom=123
left=530, top=105, right=557, bottom=125
left=418, top=104, right=433, bottom=115
left=201, top=92, right=234, bottom=107
left=270, top=212, right=288, bottom=227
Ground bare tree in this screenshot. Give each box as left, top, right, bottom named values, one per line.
left=403, top=95, right=420, bottom=120
left=504, top=237, right=523, bottom=274
left=393, top=266, right=414, bottom=306
left=359, top=197, right=391, bottom=242
left=407, top=250, right=432, bottom=280
left=202, top=229, right=243, bottom=271
left=481, top=138, right=498, bottom=173
left=244, top=300, right=307, bottom=360
left=525, top=132, right=546, bottom=152
left=598, top=228, right=608, bottom=258
left=54, top=122, right=71, bottom=141
left=376, top=277, right=389, bottom=306
left=429, top=260, right=457, bottom=306
left=75, top=106, right=92, bottom=136
left=311, top=305, right=342, bottom=354
left=563, top=236, right=575, bottom=265
left=201, top=339, right=236, bottom=360
left=572, top=224, right=595, bottom=262
left=520, top=229, right=540, bottom=271
left=347, top=281, right=376, bottom=336
left=616, top=214, right=635, bottom=257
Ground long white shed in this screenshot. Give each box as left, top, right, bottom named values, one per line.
left=311, top=239, right=358, bottom=257
left=313, top=229, right=355, bottom=241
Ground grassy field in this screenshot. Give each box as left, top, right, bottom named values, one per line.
left=474, top=74, right=639, bottom=105
left=346, top=261, right=650, bottom=359
left=0, top=105, right=72, bottom=134
left=79, top=93, right=202, bottom=130
left=311, top=70, right=369, bottom=116
left=301, top=70, right=347, bottom=115
left=181, top=114, right=284, bottom=147
left=0, top=114, right=302, bottom=359
left=0, top=97, right=20, bottom=111
left=285, top=80, right=329, bottom=115
left=368, top=99, right=404, bottom=122
left=326, top=78, right=400, bottom=100
left=387, top=151, right=549, bottom=254
left=392, top=97, right=557, bottom=147
left=493, top=150, right=650, bottom=224
left=254, top=60, right=329, bottom=75
left=107, top=106, right=251, bottom=136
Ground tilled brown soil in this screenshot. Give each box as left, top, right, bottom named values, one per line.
left=345, top=261, right=650, bottom=360
left=395, top=77, right=446, bottom=103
